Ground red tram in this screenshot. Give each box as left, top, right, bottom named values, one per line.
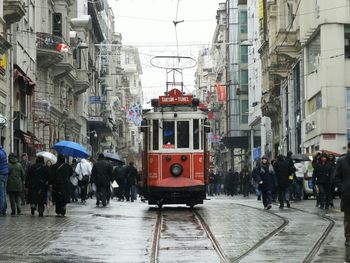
left=140, top=85, right=210, bottom=208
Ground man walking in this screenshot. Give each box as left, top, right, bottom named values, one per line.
left=125, top=162, right=138, bottom=202
left=91, top=154, right=113, bottom=206
left=335, top=142, right=350, bottom=246
left=273, top=155, right=292, bottom=208
left=0, top=145, right=8, bottom=216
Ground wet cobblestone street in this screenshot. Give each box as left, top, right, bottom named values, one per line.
left=0, top=196, right=348, bottom=262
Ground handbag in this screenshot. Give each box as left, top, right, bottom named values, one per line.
left=78, top=163, right=90, bottom=183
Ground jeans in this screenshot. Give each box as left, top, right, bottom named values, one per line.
left=262, top=190, right=272, bottom=208
left=344, top=211, right=350, bottom=239
left=294, top=179, right=303, bottom=200
left=318, top=183, right=331, bottom=208
left=8, top=191, right=21, bottom=214
left=0, top=174, right=7, bottom=215
left=131, top=185, right=137, bottom=201
left=278, top=186, right=290, bottom=207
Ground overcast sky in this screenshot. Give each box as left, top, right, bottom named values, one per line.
left=108, top=0, right=222, bottom=105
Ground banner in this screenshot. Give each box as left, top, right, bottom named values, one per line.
left=126, top=102, right=142, bottom=126
left=215, top=82, right=226, bottom=103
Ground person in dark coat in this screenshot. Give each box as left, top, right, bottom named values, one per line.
left=273, top=155, right=292, bottom=208
left=252, top=161, right=262, bottom=200
left=208, top=170, right=215, bottom=196
left=26, top=156, right=49, bottom=217
left=257, top=156, right=276, bottom=210
left=335, top=142, right=350, bottom=246
left=20, top=153, right=31, bottom=205
left=50, top=154, right=73, bottom=216
left=91, top=154, right=113, bottom=206
left=113, top=162, right=127, bottom=201
left=240, top=166, right=251, bottom=197
left=0, top=145, right=8, bottom=216
left=7, top=153, right=25, bottom=216
left=313, top=152, right=334, bottom=209
left=125, top=162, right=138, bottom=202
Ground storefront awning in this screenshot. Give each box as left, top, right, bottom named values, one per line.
left=14, top=64, right=35, bottom=95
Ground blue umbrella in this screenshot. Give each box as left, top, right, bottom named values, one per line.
left=52, top=140, right=90, bottom=158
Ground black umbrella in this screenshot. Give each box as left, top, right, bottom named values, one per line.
left=103, top=152, right=125, bottom=164
left=291, top=154, right=310, bottom=162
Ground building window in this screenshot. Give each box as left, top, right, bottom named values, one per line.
left=241, top=45, right=248, bottom=63
left=347, top=88, right=350, bottom=141
left=241, top=100, right=248, bottom=124
left=345, top=25, right=350, bottom=59
left=240, top=70, right=248, bottom=92
left=307, top=33, right=320, bottom=74
left=240, top=11, right=248, bottom=33
left=286, top=0, right=295, bottom=30
left=308, top=92, right=322, bottom=114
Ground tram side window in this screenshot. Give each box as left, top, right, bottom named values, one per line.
left=153, top=120, right=159, bottom=150
left=193, top=119, right=199, bottom=149
left=177, top=121, right=189, bottom=148
left=163, top=121, right=175, bottom=148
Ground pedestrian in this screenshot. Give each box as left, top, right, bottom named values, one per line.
left=20, top=153, right=31, bottom=205
left=328, top=154, right=336, bottom=207
left=273, top=155, right=291, bottom=209
left=208, top=170, right=215, bottom=196
left=214, top=171, right=221, bottom=195
left=70, top=159, right=79, bottom=202
left=257, top=156, right=276, bottom=210
left=313, top=152, right=334, bottom=209
left=0, top=144, right=8, bottom=216
left=294, top=161, right=307, bottom=200
left=50, top=154, right=73, bottom=216
left=312, top=152, right=322, bottom=207
left=26, top=156, right=49, bottom=217
left=91, top=153, right=113, bottom=207
left=75, top=158, right=92, bottom=204
left=286, top=151, right=296, bottom=200
left=113, top=162, right=127, bottom=201
left=335, top=142, right=350, bottom=246
left=7, top=153, right=25, bottom=216
left=125, top=162, right=138, bottom=202
left=252, top=160, right=262, bottom=200
left=240, top=166, right=251, bottom=197
left=46, top=160, right=54, bottom=207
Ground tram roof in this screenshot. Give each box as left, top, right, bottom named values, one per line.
left=144, top=109, right=207, bottom=119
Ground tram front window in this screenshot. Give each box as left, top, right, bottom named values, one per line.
left=153, top=120, right=159, bottom=150
left=177, top=121, right=189, bottom=148
left=163, top=121, right=175, bottom=148
left=193, top=119, right=199, bottom=149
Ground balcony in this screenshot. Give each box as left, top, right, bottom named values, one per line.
left=36, top=32, right=64, bottom=68
left=3, top=0, right=25, bottom=24
left=261, top=93, right=281, bottom=119
left=74, top=69, right=90, bottom=95
left=53, top=52, right=74, bottom=80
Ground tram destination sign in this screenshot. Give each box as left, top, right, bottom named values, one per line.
left=159, top=88, right=192, bottom=105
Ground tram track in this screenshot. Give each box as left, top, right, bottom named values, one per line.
left=150, top=208, right=230, bottom=263
left=231, top=202, right=335, bottom=263
left=291, top=207, right=335, bottom=263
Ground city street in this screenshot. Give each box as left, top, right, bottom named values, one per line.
left=0, top=195, right=347, bottom=262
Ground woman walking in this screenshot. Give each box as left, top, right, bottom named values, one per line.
left=75, top=158, right=92, bottom=204
left=26, top=156, right=49, bottom=217
left=257, top=156, right=277, bottom=210
left=7, top=153, right=25, bottom=216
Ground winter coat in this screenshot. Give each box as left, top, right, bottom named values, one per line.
left=313, top=161, right=333, bottom=185
left=273, top=158, right=292, bottom=188
left=335, top=153, right=350, bottom=212
left=26, top=163, right=48, bottom=205
left=75, top=159, right=92, bottom=181
left=7, top=156, right=25, bottom=192
left=113, top=165, right=127, bottom=187
left=51, top=161, right=73, bottom=204
left=126, top=165, right=138, bottom=186
left=91, top=160, right=113, bottom=187
left=258, top=164, right=276, bottom=192
left=0, top=146, right=8, bottom=176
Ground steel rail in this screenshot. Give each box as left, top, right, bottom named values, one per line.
left=150, top=210, right=162, bottom=263
left=194, top=210, right=231, bottom=263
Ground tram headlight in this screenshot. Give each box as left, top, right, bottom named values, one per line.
left=170, top=163, right=183, bottom=177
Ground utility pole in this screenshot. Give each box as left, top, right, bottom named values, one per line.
left=9, top=24, right=14, bottom=153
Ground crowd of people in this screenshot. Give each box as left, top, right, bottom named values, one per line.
left=0, top=148, right=142, bottom=218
